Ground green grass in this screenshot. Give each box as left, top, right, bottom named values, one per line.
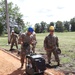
left=0, top=36, right=9, bottom=49
left=36, top=32, right=75, bottom=51
left=36, top=32, right=75, bottom=65
left=0, top=32, right=75, bottom=65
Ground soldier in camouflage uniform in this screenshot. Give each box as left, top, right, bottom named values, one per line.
left=10, top=30, right=18, bottom=50
left=31, top=31, right=37, bottom=53
left=20, top=27, right=34, bottom=68
left=44, top=26, right=60, bottom=66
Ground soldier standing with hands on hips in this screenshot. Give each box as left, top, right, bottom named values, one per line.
left=44, top=26, right=60, bottom=66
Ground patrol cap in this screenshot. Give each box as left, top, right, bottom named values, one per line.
left=28, top=27, right=34, bottom=33
left=49, top=26, right=54, bottom=31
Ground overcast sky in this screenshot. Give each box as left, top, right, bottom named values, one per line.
left=7, top=0, right=75, bottom=25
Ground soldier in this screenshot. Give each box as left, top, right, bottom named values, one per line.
left=10, top=30, right=18, bottom=51
left=20, top=27, right=34, bottom=68
left=31, top=31, right=37, bottom=53
left=44, top=26, right=60, bottom=66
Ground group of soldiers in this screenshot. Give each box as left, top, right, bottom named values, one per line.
left=10, top=26, right=60, bottom=69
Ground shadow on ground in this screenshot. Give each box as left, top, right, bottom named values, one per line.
left=46, top=64, right=58, bottom=68
left=8, top=68, right=26, bottom=75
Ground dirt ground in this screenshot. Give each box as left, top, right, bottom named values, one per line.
left=0, top=49, right=75, bottom=75
left=0, top=50, right=25, bottom=75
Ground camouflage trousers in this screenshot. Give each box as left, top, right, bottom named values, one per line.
left=46, top=48, right=60, bottom=63
left=20, top=45, right=30, bottom=65
left=32, top=44, right=36, bottom=53
left=10, top=41, right=18, bottom=49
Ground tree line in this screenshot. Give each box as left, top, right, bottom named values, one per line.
left=34, top=20, right=75, bottom=33
left=0, top=0, right=75, bottom=35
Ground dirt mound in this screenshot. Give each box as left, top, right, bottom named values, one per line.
left=0, top=50, right=25, bottom=75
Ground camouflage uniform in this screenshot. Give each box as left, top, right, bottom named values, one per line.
left=20, top=32, right=32, bottom=67
left=44, top=34, right=60, bottom=64
left=31, top=31, right=37, bottom=53
left=10, top=33, right=18, bottom=50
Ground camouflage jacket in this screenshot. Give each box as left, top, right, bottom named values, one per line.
left=10, top=33, right=18, bottom=42
left=44, top=34, right=59, bottom=49
left=30, top=31, right=37, bottom=45
left=20, top=32, right=32, bottom=45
